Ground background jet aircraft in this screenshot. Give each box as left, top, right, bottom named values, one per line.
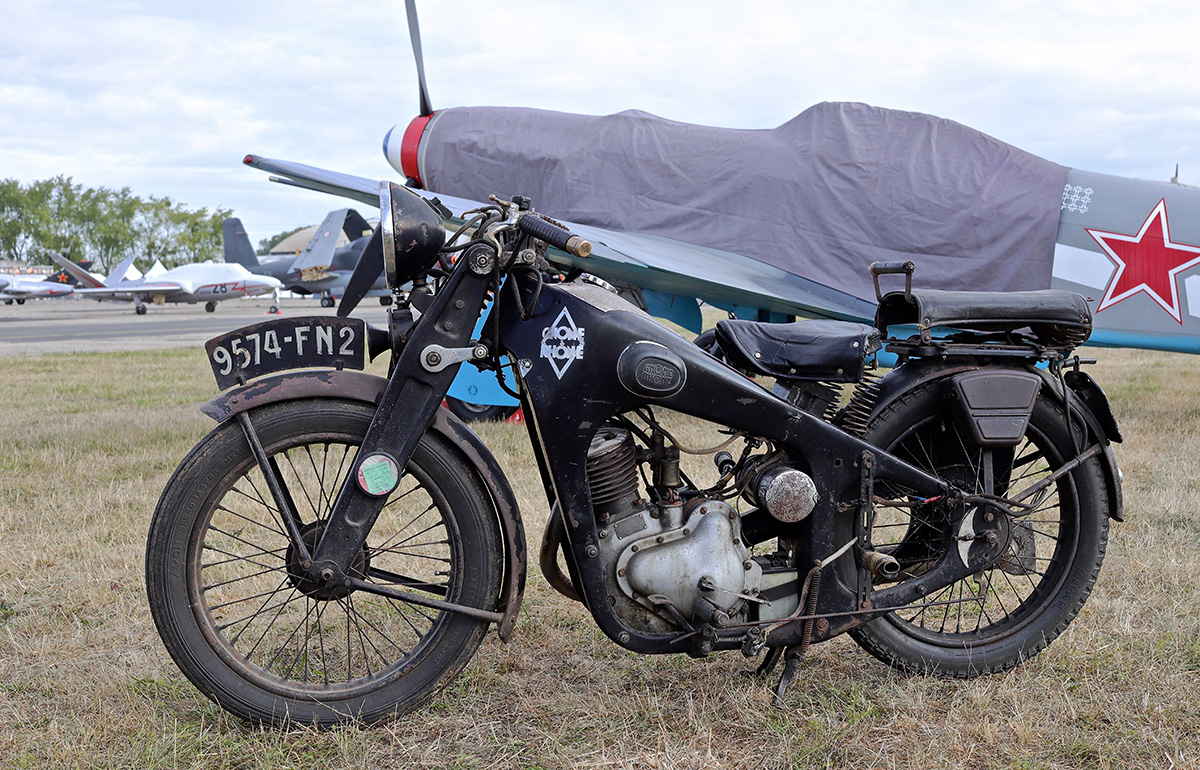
left=51, top=253, right=281, bottom=315
left=0, top=261, right=93, bottom=304
left=222, top=209, right=391, bottom=308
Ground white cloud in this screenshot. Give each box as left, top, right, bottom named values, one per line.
left=3, top=0, right=1200, bottom=234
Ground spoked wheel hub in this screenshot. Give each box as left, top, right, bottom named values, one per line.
left=284, top=520, right=371, bottom=601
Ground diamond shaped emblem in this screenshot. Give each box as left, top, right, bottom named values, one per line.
left=540, top=307, right=586, bottom=379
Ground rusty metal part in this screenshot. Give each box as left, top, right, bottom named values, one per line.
left=200, top=369, right=528, bottom=641
left=201, top=369, right=388, bottom=423
left=755, top=466, right=819, bottom=523
left=860, top=550, right=901, bottom=581
left=539, top=506, right=582, bottom=602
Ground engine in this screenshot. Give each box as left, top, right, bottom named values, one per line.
left=586, top=426, right=765, bottom=634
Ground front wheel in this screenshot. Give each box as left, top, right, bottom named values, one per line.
left=849, top=377, right=1110, bottom=677
left=146, top=399, right=503, bottom=725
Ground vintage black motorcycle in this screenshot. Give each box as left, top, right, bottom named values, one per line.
left=145, top=183, right=1123, bottom=726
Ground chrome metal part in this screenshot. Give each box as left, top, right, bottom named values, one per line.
left=420, top=343, right=487, bottom=373
left=755, top=466, right=819, bottom=523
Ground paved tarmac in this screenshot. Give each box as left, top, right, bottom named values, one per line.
left=0, top=297, right=393, bottom=356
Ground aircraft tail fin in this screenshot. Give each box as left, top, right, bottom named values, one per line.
left=222, top=218, right=261, bottom=268
left=104, top=253, right=139, bottom=287
left=49, top=254, right=105, bottom=288
left=292, top=209, right=348, bottom=273
left=41, top=260, right=92, bottom=286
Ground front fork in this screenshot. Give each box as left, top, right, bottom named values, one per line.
left=270, top=248, right=496, bottom=602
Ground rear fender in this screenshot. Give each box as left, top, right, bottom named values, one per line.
left=860, top=360, right=1123, bottom=521
left=201, top=370, right=527, bottom=639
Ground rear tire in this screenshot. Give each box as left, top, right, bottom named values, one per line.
left=146, top=399, right=503, bottom=725
left=849, top=378, right=1110, bottom=677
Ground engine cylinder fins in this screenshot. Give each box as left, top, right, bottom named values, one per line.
left=586, top=427, right=641, bottom=519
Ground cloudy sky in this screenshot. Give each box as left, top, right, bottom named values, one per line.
left=3, top=0, right=1198, bottom=242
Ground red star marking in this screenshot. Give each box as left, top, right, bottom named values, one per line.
left=1089, top=199, right=1200, bottom=324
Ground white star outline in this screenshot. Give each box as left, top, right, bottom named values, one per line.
left=1088, top=199, right=1200, bottom=324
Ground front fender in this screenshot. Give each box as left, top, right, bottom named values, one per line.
left=201, top=370, right=527, bottom=640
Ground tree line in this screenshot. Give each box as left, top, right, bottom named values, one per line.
left=0, top=176, right=232, bottom=275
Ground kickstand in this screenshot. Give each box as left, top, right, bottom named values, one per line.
left=772, top=645, right=805, bottom=708
left=745, top=644, right=785, bottom=680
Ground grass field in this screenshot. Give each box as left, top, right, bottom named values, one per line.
left=0, top=345, right=1198, bottom=769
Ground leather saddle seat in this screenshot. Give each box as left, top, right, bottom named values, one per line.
left=875, top=288, right=1093, bottom=347
left=712, top=318, right=880, bottom=384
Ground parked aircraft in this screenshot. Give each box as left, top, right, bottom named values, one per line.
left=222, top=209, right=391, bottom=308
left=369, top=0, right=1200, bottom=356
left=0, top=261, right=90, bottom=304
left=51, top=253, right=282, bottom=315
left=240, top=2, right=1200, bottom=418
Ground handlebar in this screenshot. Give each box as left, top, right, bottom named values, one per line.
left=518, top=214, right=592, bottom=258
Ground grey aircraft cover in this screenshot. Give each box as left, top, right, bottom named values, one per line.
left=411, top=101, right=1068, bottom=306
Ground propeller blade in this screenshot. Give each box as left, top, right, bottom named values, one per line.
left=405, top=0, right=434, bottom=117
left=337, top=226, right=385, bottom=317
left=343, top=209, right=372, bottom=240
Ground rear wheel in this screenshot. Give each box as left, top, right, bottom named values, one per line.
left=850, top=378, right=1110, bottom=677
left=146, top=399, right=502, bottom=725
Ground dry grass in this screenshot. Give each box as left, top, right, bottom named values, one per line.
left=1, top=345, right=1198, bottom=769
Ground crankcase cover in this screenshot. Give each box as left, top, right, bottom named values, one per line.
left=619, top=501, right=760, bottom=616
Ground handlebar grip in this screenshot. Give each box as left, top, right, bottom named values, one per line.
left=868, top=261, right=915, bottom=276
left=518, top=214, right=592, bottom=258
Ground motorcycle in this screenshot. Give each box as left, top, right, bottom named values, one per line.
left=145, top=183, right=1123, bottom=726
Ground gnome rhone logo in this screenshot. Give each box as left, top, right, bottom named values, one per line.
left=541, top=307, right=586, bottom=379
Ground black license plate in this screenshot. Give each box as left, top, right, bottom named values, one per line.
left=205, top=316, right=367, bottom=390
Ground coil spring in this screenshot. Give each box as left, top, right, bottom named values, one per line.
left=839, top=371, right=883, bottom=438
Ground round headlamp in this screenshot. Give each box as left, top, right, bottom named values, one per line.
left=379, top=181, right=445, bottom=289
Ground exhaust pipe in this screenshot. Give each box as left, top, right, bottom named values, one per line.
left=861, top=550, right=901, bottom=581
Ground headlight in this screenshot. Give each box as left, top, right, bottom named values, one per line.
left=379, top=181, right=446, bottom=289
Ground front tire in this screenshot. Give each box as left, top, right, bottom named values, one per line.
left=146, top=399, right=503, bottom=725
left=849, top=377, right=1110, bottom=677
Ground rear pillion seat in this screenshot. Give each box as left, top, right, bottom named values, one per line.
left=875, top=288, right=1093, bottom=347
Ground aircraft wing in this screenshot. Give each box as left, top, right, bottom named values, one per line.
left=73, top=281, right=185, bottom=300
left=244, top=155, right=876, bottom=329
left=243, top=155, right=379, bottom=207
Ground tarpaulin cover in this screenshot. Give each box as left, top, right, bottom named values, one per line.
left=414, top=101, right=1068, bottom=303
